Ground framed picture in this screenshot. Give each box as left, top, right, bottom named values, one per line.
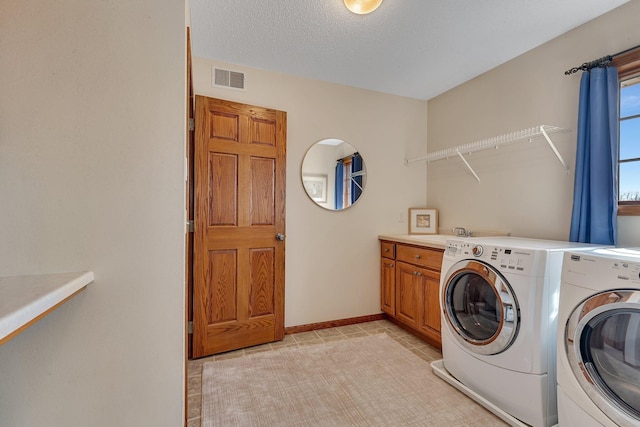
left=302, top=174, right=328, bottom=203
left=408, top=208, right=438, bottom=235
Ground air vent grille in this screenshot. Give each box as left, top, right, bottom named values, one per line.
left=229, top=71, right=244, bottom=89
left=213, top=67, right=245, bottom=90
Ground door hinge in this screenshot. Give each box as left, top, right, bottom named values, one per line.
left=188, top=118, right=195, bottom=131
left=188, top=321, right=193, bottom=334
left=186, top=220, right=194, bottom=233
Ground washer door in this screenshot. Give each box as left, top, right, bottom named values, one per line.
left=442, top=259, right=520, bottom=355
left=566, top=290, right=640, bottom=427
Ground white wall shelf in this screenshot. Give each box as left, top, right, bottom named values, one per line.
left=0, top=271, right=94, bottom=346
left=405, top=125, right=571, bottom=182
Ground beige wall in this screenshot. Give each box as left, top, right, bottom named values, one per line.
left=2, top=1, right=635, bottom=423
left=427, top=0, right=640, bottom=246
left=0, top=1, right=186, bottom=426
left=193, top=58, right=428, bottom=326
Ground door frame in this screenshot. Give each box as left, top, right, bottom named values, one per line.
left=184, top=25, right=195, bottom=426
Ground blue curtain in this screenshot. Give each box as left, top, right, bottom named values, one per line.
left=569, top=67, right=619, bottom=246
left=351, top=153, right=363, bottom=204
left=335, top=160, right=344, bottom=210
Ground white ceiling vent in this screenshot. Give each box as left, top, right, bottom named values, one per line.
left=213, top=67, right=245, bottom=90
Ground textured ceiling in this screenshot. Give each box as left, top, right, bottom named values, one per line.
left=190, top=0, right=628, bottom=100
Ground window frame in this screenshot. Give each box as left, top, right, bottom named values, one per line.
left=342, top=156, right=353, bottom=208
left=613, top=48, right=640, bottom=216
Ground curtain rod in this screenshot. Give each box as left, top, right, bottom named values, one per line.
left=564, top=43, right=640, bottom=75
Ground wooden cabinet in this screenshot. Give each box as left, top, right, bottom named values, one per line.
left=380, top=239, right=443, bottom=348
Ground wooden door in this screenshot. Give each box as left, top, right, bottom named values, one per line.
left=192, top=96, right=286, bottom=358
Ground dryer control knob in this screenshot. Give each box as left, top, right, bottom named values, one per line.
left=472, top=245, right=483, bottom=257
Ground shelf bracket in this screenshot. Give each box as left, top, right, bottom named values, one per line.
left=539, top=126, right=570, bottom=175
left=456, top=149, right=480, bottom=182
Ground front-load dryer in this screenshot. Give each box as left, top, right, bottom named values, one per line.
left=557, top=247, right=640, bottom=427
left=436, top=236, right=606, bottom=427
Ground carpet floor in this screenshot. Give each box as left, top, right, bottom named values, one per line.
left=200, top=333, right=507, bottom=426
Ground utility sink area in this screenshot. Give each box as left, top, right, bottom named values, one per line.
left=378, top=231, right=511, bottom=250
left=377, top=234, right=455, bottom=249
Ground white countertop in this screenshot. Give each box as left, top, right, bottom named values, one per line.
left=379, top=230, right=512, bottom=249
left=0, top=271, right=94, bottom=345
left=378, top=234, right=453, bottom=249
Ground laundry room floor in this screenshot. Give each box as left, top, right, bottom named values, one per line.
left=186, top=320, right=465, bottom=427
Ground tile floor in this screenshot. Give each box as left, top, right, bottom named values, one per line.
left=186, top=319, right=442, bottom=427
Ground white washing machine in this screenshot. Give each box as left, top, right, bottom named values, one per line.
left=557, top=247, right=640, bottom=427
left=434, top=236, right=605, bottom=427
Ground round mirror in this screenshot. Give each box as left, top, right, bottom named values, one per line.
left=301, top=138, right=367, bottom=210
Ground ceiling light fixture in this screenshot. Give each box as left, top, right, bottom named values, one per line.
left=343, top=0, right=383, bottom=15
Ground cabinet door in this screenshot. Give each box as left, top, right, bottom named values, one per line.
left=380, top=258, right=395, bottom=315
left=418, top=266, right=441, bottom=344
left=395, top=261, right=420, bottom=328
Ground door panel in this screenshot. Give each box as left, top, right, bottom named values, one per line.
left=209, top=153, right=237, bottom=226
left=250, top=157, right=275, bottom=225
left=207, top=249, right=237, bottom=324
left=249, top=248, right=275, bottom=317
left=419, top=268, right=441, bottom=340
left=193, top=96, right=286, bottom=358
left=396, top=261, right=419, bottom=328
left=209, top=111, right=239, bottom=140
left=380, top=258, right=395, bottom=316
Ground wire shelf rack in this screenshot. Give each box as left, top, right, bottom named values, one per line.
left=405, top=125, right=571, bottom=182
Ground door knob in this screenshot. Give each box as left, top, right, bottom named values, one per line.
left=276, top=233, right=286, bottom=241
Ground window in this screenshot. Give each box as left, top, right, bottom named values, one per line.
left=619, top=76, right=640, bottom=204
left=613, top=48, right=640, bottom=215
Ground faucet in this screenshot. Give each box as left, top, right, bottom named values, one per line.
left=452, top=227, right=473, bottom=237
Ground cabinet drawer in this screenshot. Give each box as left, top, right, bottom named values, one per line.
left=380, top=241, right=396, bottom=259
left=396, top=244, right=443, bottom=270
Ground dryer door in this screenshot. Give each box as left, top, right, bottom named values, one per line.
left=566, top=290, right=640, bottom=427
left=442, top=259, right=520, bottom=355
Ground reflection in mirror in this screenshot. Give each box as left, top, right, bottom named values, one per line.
left=301, top=138, right=366, bottom=210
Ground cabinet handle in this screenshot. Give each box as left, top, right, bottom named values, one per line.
left=415, top=255, right=421, bottom=259
left=413, top=271, right=422, bottom=276
left=384, top=248, right=389, bottom=252
left=385, top=263, right=394, bottom=268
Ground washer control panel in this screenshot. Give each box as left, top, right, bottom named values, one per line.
left=563, top=249, right=640, bottom=286
left=491, top=246, right=535, bottom=274
left=445, top=240, right=536, bottom=275
left=445, top=240, right=472, bottom=257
